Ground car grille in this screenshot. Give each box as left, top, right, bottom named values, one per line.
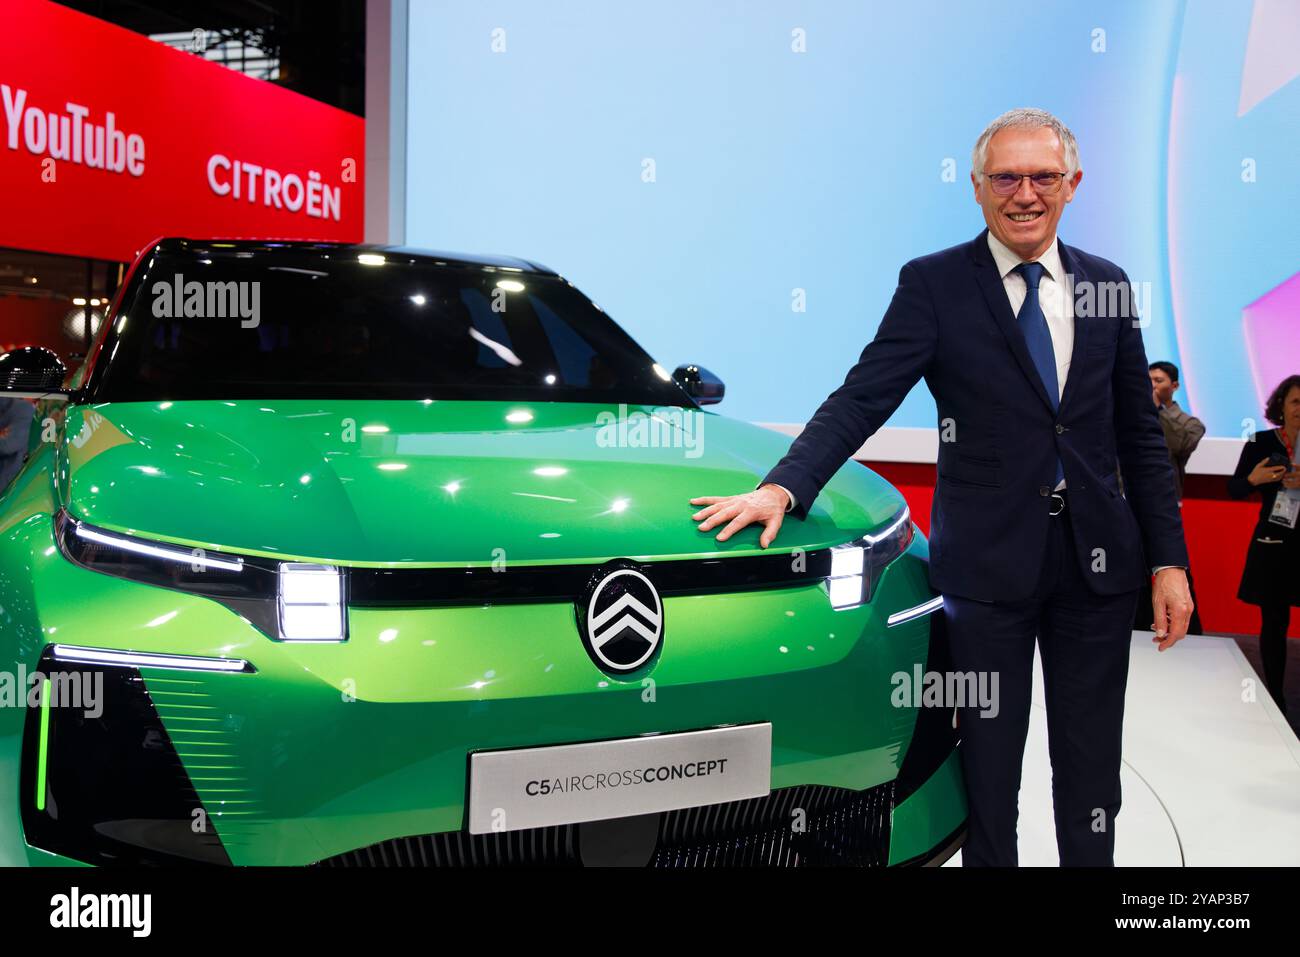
left=347, top=549, right=836, bottom=607
left=314, top=780, right=895, bottom=868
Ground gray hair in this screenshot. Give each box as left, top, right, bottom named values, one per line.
left=972, top=108, right=1080, bottom=180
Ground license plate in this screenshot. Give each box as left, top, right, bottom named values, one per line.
left=466, top=723, right=772, bottom=834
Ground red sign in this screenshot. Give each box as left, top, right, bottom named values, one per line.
left=0, top=0, right=364, bottom=263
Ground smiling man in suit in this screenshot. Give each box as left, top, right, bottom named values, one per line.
left=688, top=107, right=1194, bottom=866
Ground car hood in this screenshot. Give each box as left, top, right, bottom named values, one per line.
left=60, top=400, right=905, bottom=565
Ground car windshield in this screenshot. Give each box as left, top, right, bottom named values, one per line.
left=86, top=246, right=691, bottom=405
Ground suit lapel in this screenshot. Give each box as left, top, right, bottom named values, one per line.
left=1056, top=239, right=1090, bottom=415
left=970, top=230, right=1056, bottom=414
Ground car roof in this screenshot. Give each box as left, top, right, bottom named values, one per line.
left=149, top=238, right=558, bottom=276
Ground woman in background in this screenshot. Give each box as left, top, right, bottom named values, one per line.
left=1230, top=374, right=1300, bottom=714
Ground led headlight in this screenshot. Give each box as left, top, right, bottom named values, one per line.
left=825, top=504, right=914, bottom=610
left=56, top=511, right=347, bottom=642
left=278, top=563, right=345, bottom=641
left=828, top=543, right=867, bottom=609
left=73, top=522, right=244, bottom=571
left=57, top=510, right=264, bottom=597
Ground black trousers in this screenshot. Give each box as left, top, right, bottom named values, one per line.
left=1259, top=604, right=1291, bottom=711
left=944, top=501, right=1139, bottom=866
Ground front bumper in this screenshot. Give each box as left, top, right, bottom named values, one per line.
left=314, top=747, right=966, bottom=868
left=4, top=515, right=966, bottom=866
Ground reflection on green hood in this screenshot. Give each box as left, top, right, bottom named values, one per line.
left=62, top=399, right=903, bottom=565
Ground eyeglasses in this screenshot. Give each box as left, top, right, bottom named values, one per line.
left=982, top=171, right=1068, bottom=196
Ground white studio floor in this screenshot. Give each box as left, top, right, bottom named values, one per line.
left=945, top=632, right=1300, bottom=866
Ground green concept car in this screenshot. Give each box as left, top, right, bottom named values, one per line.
left=0, top=239, right=965, bottom=867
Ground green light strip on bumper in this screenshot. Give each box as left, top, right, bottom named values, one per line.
left=36, top=677, right=51, bottom=812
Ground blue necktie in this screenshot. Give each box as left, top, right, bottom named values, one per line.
left=1014, top=262, right=1065, bottom=487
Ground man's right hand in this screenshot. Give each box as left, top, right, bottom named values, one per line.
left=690, top=484, right=790, bottom=548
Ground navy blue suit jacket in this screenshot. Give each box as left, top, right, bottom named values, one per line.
left=763, top=229, right=1189, bottom=602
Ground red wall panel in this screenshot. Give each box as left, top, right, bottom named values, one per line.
left=1, top=0, right=364, bottom=263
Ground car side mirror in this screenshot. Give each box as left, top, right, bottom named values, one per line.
left=0, top=347, right=69, bottom=399
left=672, top=364, right=724, bottom=405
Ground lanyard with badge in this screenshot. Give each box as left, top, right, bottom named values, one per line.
left=1268, top=428, right=1300, bottom=529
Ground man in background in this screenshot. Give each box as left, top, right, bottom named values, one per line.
left=0, top=398, right=36, bottom=493
left=1149, top=361, right=1205, bottom=501
left=1141, top=361, right=1205, bottom=634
